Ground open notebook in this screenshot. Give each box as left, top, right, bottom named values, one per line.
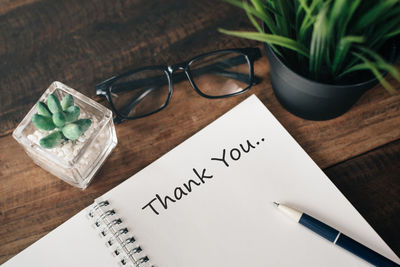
left=3, top=95, right=399, bottom=267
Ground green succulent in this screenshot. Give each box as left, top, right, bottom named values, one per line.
left=32, top=93, right=92, bottom=149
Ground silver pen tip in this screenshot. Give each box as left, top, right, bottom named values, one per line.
left=273, top=202, right=279, bottom=207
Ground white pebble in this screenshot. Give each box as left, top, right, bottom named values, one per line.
left=64, top=142, right=72, bottom=150
left=57, top=150, right=65, bottom=158
left=61, top=146, right=71, bottom=155
left=34, top=131, right=43, bottom=139
left=27, top=134, right=37, bottom=143
left=76, top=142, right=84, bottom=149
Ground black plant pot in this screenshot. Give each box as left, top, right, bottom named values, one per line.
left=264, top=44, right=384, bottom=120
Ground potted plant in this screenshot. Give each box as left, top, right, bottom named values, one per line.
left=220, top=0, right=400, bottom=120
left=13, top=82, right=118, bottom=189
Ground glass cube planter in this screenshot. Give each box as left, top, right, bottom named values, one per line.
left=13, top=81, right=118, bottom=189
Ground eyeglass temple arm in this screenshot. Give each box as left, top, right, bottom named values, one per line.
left=243, top=47, right=262, bottom=61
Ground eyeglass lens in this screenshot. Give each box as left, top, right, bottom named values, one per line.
left=189, top=51, right=251, bottom=97
left=110, top=68, right=170, bottom=118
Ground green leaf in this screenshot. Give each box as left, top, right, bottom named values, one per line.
left=32, top=114, right=56, bottom=131
left=254, top=0, right=282, bottom=16
left=62, top=123, right=83, bottom=140
left=331, top=0, right=361, bottom=41
left=39, top=131, right=63, bottom=149
left=350, top=52, right=396, bottom=94
left=250, top=0, right=263, bottom=12
left=338, top=63, right=369, bottom=77
left=222, top=0, right=278, bottom=34
left=356, top=46, right=400, bottom=82
left=52, top=112, right=66, bottom=128
left=368, top=15, right=400, bottom=48
left=218, top=29, right=309, bottom=57
left=309, top=3, right=330, bottom=79
left=329, top=0, right=346, bottom=24
left=297, top=0, right=312, bottom=17
left=354, top=0, right=398, bottom=33
left=297, top=0, right=319, bottom=44
left=385, top=28, right=400, bottom=39
left=244, top=1, right=262, bottom=33
left=239, top=0, right=284, bottom=58
left=64, top=106, right=80, bottom=122
left=332, top=36, right=364, bottom=75
left=271, top=0, right=292, bottom=38
left=74, top=119, right=92, bottom=132
left=37, top=102, right=52, bottom=117
left=61, top=94, right=74, bottom=110
left=47, top=94, right=63, bottom=114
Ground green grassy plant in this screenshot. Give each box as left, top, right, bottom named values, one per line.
left=220, top=0, right=400, bottom=93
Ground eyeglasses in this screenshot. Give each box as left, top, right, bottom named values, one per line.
left=95, top=47, right=261, bottom=124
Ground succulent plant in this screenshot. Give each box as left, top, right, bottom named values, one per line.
left=32, top=93, right=92, bottom=149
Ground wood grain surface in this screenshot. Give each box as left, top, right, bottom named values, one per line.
left=0, top=0, right=399, bottom=264
left=325, top=140, right=400, bottom=256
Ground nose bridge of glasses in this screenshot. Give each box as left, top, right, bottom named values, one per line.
left=95, top=76, right=118, bottom=96
left=95, top=83, right=108, bottom=96
left=167, top=62, right=187, bottom=74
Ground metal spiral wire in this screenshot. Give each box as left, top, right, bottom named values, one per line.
left=89, top=200, right=152, bottom=267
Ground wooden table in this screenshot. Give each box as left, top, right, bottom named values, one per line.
left=0, top=0, right=399, bottom=264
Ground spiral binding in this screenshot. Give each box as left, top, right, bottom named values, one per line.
left=87, top=199, right=152, bottom=267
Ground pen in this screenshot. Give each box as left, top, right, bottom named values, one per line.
left=273, top=202, right=399, bottom=267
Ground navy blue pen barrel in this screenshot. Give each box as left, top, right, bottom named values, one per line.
left=336, top=234, right=398, bottom=267
left=299, top=213, right=398, bottom=266
left=299, top=214, right=339, bottom=242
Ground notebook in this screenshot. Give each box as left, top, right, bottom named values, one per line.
left=3, top=95, right=399, bottom=267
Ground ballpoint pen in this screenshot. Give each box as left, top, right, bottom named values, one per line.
left=273, top=202, right=399, bottom=267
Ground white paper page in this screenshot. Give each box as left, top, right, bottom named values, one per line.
left=2, top=209, right=117, bottom=267
left=99, top=95, right=400, bottom=267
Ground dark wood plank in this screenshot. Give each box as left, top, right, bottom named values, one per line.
left=324, top=140, right=400, bottom=258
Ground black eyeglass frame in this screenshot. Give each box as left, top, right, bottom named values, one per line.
left=95, top=47, right=261, bottom=123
